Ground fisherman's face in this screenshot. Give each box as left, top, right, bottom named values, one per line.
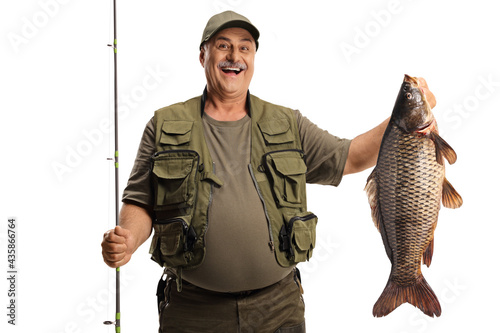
left=200, top=27, right=256, bottom=100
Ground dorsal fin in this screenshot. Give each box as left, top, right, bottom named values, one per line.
left=365, top=169, right=381, bottom=231
left=365, top=168, right=393, bottom=261
left=442, top=177, right=463, bottom=208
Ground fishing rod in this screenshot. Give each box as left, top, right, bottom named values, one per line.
left=103, top=0, right=121, bottom=331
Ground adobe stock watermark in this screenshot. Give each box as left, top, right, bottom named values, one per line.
left=51, top=270, right=135, bottom=333
left=211, top=0, right=244, bottom=12
left=7, top=0, right=72, bottom=54
left=339, top=0, right=415, bottom=64
left=299, top=234, right=341, bottom=282
left=440, top=73, right=499, bottom=132
left=51, top=64, right=169, bottom=182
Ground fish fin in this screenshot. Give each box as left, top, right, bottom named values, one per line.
left=365, top=169, right=393, bottom=261
left=442, top=177, right=463, bottom=208
left=373, top=274, right=441, bottom=318
left=422, top=239, right=434, bottom=267
left=365, top=168, right=382, bottom=232
left=429, top=132, right=457, bottom=165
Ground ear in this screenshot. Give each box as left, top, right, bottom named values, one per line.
left=199, top=46, right=206, bottom=68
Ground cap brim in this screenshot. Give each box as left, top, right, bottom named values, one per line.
left=200, top=20, right=260, bottom=50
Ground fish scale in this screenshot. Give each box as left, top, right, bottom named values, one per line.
left=379, top=125, right=442, bottom=285
left=365, top=74, right=462, bottom=318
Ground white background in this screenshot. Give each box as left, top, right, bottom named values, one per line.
left=1, top=0, right=499, bottom=332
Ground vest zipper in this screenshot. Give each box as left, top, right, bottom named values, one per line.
left=155, top=217, right=187, bottom=228
left=154, top=217, right=189, bottom=250
left=202, top=162, right=216, bottom=242
left=287, top=213, right=317, bottom=230
left=262, top=148, right=306, bottom=161
left=248, top=164, right=275, bottom=252
left=153, top=149, right=200, bottom=158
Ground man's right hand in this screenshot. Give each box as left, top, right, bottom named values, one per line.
left=102, top=225, right=135, bottom=268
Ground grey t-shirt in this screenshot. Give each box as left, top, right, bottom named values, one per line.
left=122, top=105, right=351, bottom=292
left=181, top=113, right=292, bottom=292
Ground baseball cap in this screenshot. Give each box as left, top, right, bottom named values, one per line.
left=200, top=11, right=260, bottom=50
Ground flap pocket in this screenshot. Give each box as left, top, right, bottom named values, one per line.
left=160, top=120, right=194, bottom=146
left=160, top=222, right=184, bottom=256
left=258, top=118, right=294, bottom=145
left=153, top=158, right=193, bottom=180
left=273, top=156, right=308, bottom=176
left=151, top=150, right=199, bottom=211
left=288, top=212, right=317, bottom=262
left=293, top=229, right=314, bottom=251
left=264, top=150, right=307, bottom=207
left=149, top=218, right=193, bottom=268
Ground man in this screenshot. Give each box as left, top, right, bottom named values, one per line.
left=101, top=11, right=436, bottom=333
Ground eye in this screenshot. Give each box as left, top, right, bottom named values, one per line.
left=405, top=92, right=413, bottom=99
left=218, top=43, right=229, bottom=50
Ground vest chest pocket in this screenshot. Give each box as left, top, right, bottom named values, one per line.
left=264, top=150, right=307, bottom=208
left=160, top=120, right=193, bottom=146
left=151, top=150, right=199, bottom=212
left=258, top=118, right=294, bottom=145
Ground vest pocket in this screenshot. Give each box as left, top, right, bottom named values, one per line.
left=258, top=118, right=294, bottom=144
left=150, top=217, right=195, bottom=267
left=264, top=150, right=307, bottom=208
left=159, top=120, right=194, bottom=146
left=151, top=150, right=199, bottom=212
left=279, top=212, right=317, bottom=263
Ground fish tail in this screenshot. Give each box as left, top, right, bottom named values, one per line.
left=373, top=274, right=441, bottom=317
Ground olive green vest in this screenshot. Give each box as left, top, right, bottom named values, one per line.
left=148, top=93, right=317, bottom=273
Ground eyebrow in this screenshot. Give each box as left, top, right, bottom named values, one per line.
left=216, top=36, right=253, bottom=44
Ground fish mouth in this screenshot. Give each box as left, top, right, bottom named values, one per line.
left=404, top=74, right=419, bottom=87
left=415, top=119, right=437, bottom=134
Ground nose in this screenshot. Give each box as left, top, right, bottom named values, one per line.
left=226, top=47, right=240, bottom=62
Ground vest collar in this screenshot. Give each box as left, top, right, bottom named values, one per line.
left=201, top=86, right=252, bottom=118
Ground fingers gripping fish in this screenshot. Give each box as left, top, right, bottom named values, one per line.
left=365, top=75, right=463, bottom=318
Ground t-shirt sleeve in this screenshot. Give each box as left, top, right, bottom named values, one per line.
left=121, top=118, right=156, bottom=208
left=295, top=110, right=351, bottom=186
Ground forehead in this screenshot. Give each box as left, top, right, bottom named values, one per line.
left=212, top=27, right=255, bottom=44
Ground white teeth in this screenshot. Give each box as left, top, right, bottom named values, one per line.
left=223, top=67, right=241, bottom=71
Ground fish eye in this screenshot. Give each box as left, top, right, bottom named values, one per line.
left=405, top=92, right=413, bottom=99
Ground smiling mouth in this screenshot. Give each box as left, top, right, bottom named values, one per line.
left=221, top=67, right=243, bottom=75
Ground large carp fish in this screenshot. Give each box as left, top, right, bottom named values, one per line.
left=365, top=74, right=463, bottom=318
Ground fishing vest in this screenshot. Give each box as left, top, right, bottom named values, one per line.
left=148, top=92, right=318, bottom=274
